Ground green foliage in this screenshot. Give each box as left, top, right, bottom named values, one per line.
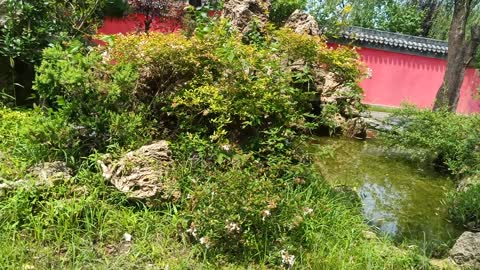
left=0, top=0, right=107, bottom=64
left=383, top=106, right=480, bottom=176
left=36, top=22, right=364, bottom=154
left=379, top=2, right=424, bottom=36
left=446, top=184, right=480, bottom=229
left=307, top=0, right=427, bottom=36
left=103, top=0, right=130, bottom=17
left=34, top=41, right=153, bottom=153
left=0, top=107, right=79, bottom=179
left=270, top=0, right=307, bottom=25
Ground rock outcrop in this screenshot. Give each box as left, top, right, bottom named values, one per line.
left=98, top=141, right=180, bottom=201
left=284, top=9, right=319, bottom=36
left=223, top=0, right=270, bottom=35
left=449, top=231, right=480, bottom=269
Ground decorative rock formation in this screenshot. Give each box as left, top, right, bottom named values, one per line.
left=223, top=0, right=270, bottom=35
left=313, top=68, right=366, bottom=137
left=449, top=231, right=480, bottom=269
left=284, top=9, right=319, bottom=36
left=98, top=141, right=180, bottom=201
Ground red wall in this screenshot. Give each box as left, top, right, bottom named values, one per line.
left=358, top=47, right=480, bottom=113
left=99, top=14, right=183, bottom=35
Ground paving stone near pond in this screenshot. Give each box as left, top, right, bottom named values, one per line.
left=449, top=231, right=480, bottom=269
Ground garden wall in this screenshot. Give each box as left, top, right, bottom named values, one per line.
left=357, top=47, right=480, bottom=114
left=99, top=14, right=183, bottom=34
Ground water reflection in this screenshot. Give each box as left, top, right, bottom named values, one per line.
left=311, top=137, right=461, bottom=245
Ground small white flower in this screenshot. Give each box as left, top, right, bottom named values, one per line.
left=225, top=222, right=241, bottom=233
left=281, top=250, right=296, bottom=269
left=221, top=144, right=231, bottom=151
left=123, top=233, right=132, bottom=242
left=261, top=210, right=271, bottom=221
left=187, top=194, right=192, bottom=199
left=303, top=207, right=314, bottom=216
left=199, top=236, right=210, bottom=248
left=186, top=225, right=198, bottom=239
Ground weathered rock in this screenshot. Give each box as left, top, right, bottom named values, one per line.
left=315, top=69, right=360, bottom=115
left=98, top=141, right=180, bottom=200
left=314, top=68, right=366, bottom=136
left=449, top=231, right=480, bottom=269
left=223, top=0, right=270, bottom=36
left=0, top=161, right=73, bottom=195
left=28, top=161, right=73, bottom=186
left=284, top=10, right=319, bottom=36
left=346, top=118, right=367, bottom=139
left=430, top=258, right=460, bottom=270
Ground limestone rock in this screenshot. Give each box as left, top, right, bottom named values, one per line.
left=346, top=118, right=367, bottom=139
left=284, top=10, right=319, bottom=36
left=430, top=258, right=460, bottom=270
left=449, top=231, right=480, bottom=269
left=98, top=141, right=179, bottom=200
left=0, top=161, right=72, bottom=195
left=223, top=0, right=270, bottom=35
left=28, top=161, right=73, bottom=186
left=314, top=68, right=365, bottom=136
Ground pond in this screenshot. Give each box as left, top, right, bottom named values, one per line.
left=310, top=137, right=462, bottom=251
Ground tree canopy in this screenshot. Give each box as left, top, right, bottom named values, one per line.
left=303, top=0, right=480, bottom=40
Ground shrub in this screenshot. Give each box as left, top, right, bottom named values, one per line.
left=36, top=22, right=364, bottom=155
left=0, top=107, right=79, bottom=179
left=383, top=106, right=480, bottom=176
left=446, top=184, right=480, bottom=229
left=169, top=135, right=429, bottom=268
left=34, top=41, right=153, bottom=153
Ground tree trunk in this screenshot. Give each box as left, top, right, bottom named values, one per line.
left=433, top=0, right=479, bottom=111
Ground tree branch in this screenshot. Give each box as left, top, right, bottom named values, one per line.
left=464, top=24, right=480, bottom=66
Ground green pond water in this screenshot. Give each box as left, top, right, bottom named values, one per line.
left=311, top=137, right=462, bottom=247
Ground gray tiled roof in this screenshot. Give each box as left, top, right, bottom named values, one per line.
left=341, top=26, right=449, bottom=55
